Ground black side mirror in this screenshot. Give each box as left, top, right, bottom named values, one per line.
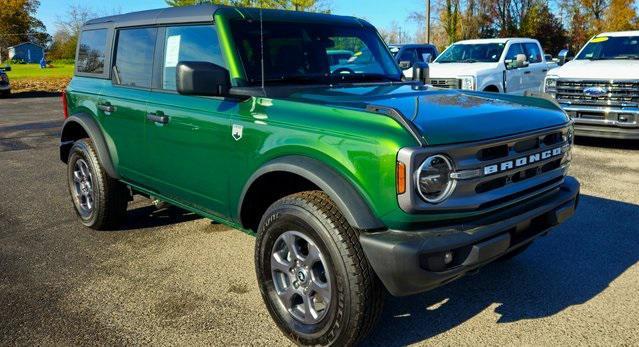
left=557, top=49, right=570, bottom=66
left=2, top=66, right=11, bottom=72
left=399, top=60, right=412, bottom=70
left=412, top=62, right=430, bottom=84
left=176, top=61, right=230, bottom=96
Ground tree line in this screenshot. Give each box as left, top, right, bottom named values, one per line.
left=0, top=0, right=49, bottom=61
left=2, top=0, right=636, bottom=62
left=382, top=0, right=638, bottom=57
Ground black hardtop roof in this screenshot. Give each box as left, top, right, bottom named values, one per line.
left=84, top=4, right=366, bottom=28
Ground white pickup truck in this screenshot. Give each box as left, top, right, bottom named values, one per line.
left=428, top=38, right=552, bottom=95
left=544, top=31, right=639, bottom=140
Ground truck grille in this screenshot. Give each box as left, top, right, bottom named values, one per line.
left=556, top=80, right=639, bottom=108
left=397, top=125, right=572, bottom=214
left=430, top=78, right=460, bottom=89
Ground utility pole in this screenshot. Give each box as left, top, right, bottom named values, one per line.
left=425, top=0, right=431, bottom=44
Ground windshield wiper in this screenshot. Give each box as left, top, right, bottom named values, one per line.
left=614, top=55, right=639, bottom=60
left=462, top=59, right=477, bottom=63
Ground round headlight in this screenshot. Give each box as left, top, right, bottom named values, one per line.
left=416, top=155, right=456, bottom=203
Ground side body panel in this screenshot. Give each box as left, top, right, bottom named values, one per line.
left=225, top=97, right=417, bottom=226
left=144, top=92, right=235, bottom=218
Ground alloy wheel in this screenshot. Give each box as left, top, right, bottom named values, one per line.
left=270, top=230, right=332, bottom=325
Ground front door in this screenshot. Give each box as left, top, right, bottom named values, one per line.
left=98, top=27, right=157, bottom=184
left=503, top=43, right=527, bottom=95
left=144, top=24, right=234, bottom=217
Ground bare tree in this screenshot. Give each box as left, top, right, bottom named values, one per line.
left=55, top=4, right=96, bottom=38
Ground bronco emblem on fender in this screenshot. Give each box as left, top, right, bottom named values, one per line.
left=232, top=124, right=243, bottom=141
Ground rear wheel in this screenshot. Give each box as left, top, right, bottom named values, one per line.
left=67, top=139, right=128, bottom=230
left=255, top=191, right=383, bottom=346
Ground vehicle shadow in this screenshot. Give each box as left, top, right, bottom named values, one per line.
left=363, top=194, right=639, bottom=346
left=575, top=136, right=639, bottom=150
left=116, top=204, right=200, bottom=231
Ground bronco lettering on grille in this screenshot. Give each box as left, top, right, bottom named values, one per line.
left=483, top=147, right=563, bottom=176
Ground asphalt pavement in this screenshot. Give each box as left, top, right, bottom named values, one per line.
left=1, top=96, right=638, bottom=345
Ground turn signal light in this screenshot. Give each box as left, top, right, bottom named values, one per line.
left=396, top=162, right=406, bottom=194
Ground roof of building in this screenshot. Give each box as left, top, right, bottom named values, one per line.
left=8, top=42, right=45, bottom=49
left=84, top=4, right=363, bottom=28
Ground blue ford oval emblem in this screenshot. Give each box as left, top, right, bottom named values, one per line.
left=583, top=86, right=608, bottom=97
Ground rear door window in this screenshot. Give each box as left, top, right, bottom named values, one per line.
left=77, top=29, right=107, bottom=74
left=417, top=47, right=436, bottom=62
left=524, top=43, right=542, bottom=63
left=161, top=25, right=224, bottom=91
left=398, top=48, right=417, bottom=64
left=113, top=28, right=157, bottom=88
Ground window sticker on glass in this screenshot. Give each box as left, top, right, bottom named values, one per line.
left=165, top=35, right=181, bottom=67
left=591, top=37, right=609, bottom=43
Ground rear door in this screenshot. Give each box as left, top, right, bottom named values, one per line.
left=98, top=27, right=157, bottom=184
left=523, top=42, right=548, bottom=92
left=503, top=43, right=527, bottom=95
left=144, top=24, right=235, bottom=216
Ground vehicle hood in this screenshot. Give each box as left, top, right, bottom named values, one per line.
left=550, top=60, right=639, bottom=80
left=284, top=84, right=568, bottom=145
left=428, top=62, right=499, bottom=78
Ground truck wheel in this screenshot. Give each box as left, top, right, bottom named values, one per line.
left=498, top=242, right=532, bottom=261
left=67, top=138, right=128, bottom=230
left=255, top=191, right=383, bottom=346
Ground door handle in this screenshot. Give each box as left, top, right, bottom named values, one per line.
left=524, top=71, right=532, bottom=75
left=147, top=112, right=169, bottom=124
left=542, top=69, right=548, bottom=73
left=97, top=103, right=115, bottom=113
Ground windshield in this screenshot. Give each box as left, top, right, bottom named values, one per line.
left=230, top=20, right=402, bottom=85
left=435, top=43, right=505, bottom=63
left=576, top=36, right=639, bottom=60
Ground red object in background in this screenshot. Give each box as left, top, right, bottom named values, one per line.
left=61, top=90, right=69, bottom=119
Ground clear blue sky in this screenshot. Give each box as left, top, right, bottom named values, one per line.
left=37, top=0, right=424, bottom=35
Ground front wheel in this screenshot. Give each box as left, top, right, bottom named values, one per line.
left=255, top=191, right=383, bottom=346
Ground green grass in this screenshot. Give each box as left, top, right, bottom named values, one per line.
left=4, top=62, right=74, bottom=80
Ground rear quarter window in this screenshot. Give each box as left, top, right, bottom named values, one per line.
left=113, top=28, right=157, bottom=89
left=77, top=29, right=108, bottom=74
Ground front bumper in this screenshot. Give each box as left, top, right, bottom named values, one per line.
left=562, top=105, right=639, bottom=140
left=360, top=176, right=580, bottom=296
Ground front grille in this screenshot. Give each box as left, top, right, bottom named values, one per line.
left=430, top=78, right=460, bottom=89
left=397, top=125, right=572, bottom=214
left=556, top=80, right=639, bottom=108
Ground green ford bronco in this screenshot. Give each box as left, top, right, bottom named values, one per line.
left=60, top=5, right=580, bottom=345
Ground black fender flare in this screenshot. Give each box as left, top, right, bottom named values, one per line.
left=60, top=113, right=120, bottom=179
left=238, top=156, right=385, bottom=230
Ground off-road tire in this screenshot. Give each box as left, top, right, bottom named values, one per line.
left=67, top=138, right=128, bottom=230
left=255, top=191, right=384, bottom=346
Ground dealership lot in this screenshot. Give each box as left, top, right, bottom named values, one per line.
left=1, top=96, right=638, bottom=345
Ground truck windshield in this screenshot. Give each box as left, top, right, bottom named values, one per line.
left=435, top=43, right=505, bottom=63
left=230, top=20, right=402, bottom=85
left=576, top=36, right=639, bottom=60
